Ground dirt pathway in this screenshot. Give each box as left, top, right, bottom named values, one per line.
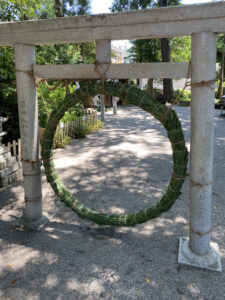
left=0, top=106, right=224, bottom=299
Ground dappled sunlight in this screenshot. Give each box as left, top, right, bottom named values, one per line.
left=0, top=106, right=224, bottom=299
left=0, top=245, right=40, bottom=273
left=67, top=278, right=104, bottom=296
left=109, top=206, right=125, bottom=214
left=44, top=274, right=58, bottom=288
left=0, top=202, right=23, bottom=222
left=174, top=216, right=187, bottom=225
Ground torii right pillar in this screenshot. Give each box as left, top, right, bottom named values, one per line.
left=178, top=32, right=222, bottom=272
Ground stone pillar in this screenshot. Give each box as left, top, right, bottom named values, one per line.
left=100, top=95, right=105, bottom=122
left=178, top=32, right=222, bottom=272
left=14, top=44, right=47, bottom=229
left=96, top=40, right=111, bottom=123
left=113, top=97, right=118, bottom=115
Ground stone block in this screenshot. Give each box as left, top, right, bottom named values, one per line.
left=0, top=168, right=22, bottom=187
left=178, top=237, right=222, bottom=272
left=0, top=145, right=8, bottom=155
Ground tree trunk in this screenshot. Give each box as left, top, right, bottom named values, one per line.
left=55, top=0, right=64, bottom=17
left=146, top=78, right=155, bottom=98
left=217, top=36, right=225, bottom=99
left=159, top=0, right=174, bottom=102
left=104, top=95, right=112, bottom=106
left=83, top=96, right=94, bottom=108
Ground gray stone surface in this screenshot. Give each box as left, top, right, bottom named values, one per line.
left=0, top=118, right=22, bottom=188
left=15, top=44, right=43, bottom=224
left=178, top=237, right=222, bottom=272
left=189, top=32, right=217, bottom=256
left=0, top=145, right=8, bottom=155
left=33, top=62, right=191, bottom=80
left=0, top=2, right=225, bottom=45
left=0, top=106, right=224, bottom=299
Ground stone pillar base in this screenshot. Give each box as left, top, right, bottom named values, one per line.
left=14, top=213, right=49, bottom=231
left=178, top=237, right=222, bottom=272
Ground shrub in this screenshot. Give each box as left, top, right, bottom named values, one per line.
left=174, top=89, right=191, bottom=101
left=74, top=123, right=89, bottom=138
left=88, top=120, right=104, bottom=132
left=54, top=136, right=71, bottom=149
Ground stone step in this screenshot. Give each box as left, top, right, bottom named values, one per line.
left=2, top=151, right=11, bottom=160
left=0, top=145, right=8, bottom=155
left=0, top=156, right=17, bottom=170
left=0, top=168, right=22, bottom=187
left=0, top=163, right=20, bottom=178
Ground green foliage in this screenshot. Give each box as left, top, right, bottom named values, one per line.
left=174, top=89, right=191, bottom=101
left=88, top=120, right=104, bottom=132
left=0, top=0, right=55, bottom=21
left=111, top=1, right=159, bottom=65
left=55, top=0, right=90, bottom=17
left=38, top=81, right=86, bottom=127
left=74, top=123, right=89, bottom=138
left=111, top=0, right=185, bottom=66
left=0, top=83, right=19, bottom=143
left=111, top=0, right=153, bottom=12
left=217, top=34, right=225, bottom=62
left=63, top=0, right=91, bottom=16
left=0, top=45, right=18, bottom=142
left=170, top=36, right=191, bottom=62
left=0, top=0, right=94, bottom=144
left=125, top=39, right=161, bottom=63
left=54, top=134, right=71, bottom=148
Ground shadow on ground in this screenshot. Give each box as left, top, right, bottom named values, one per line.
left=0, top=106, right=224, bottom=300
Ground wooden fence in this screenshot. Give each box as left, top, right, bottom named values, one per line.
left=7, top=138, right=21, bottom=162
left=7, top=112, right=98, bottom=158
left=55, top=111, right=98, bottom=140
left=40, top=111, right=98, bottom=146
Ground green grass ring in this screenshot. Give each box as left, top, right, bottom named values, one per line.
left=41, top=81, right=188, bottom=226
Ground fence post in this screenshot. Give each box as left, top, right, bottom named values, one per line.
left=96, top=40, right=111, bottom=123
left=178, top=32, right=222, bottom=272
left=13, top=140, right=17, bottom=156
left=18, top=139, right=21, bottom=162
left=14, top=44, right=48, bottom=229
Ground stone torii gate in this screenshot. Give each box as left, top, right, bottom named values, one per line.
left=0, top=2, right=224, bottom=272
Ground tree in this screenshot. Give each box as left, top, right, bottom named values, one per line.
left=158, top=0, right=181, bottom=102
left=0, top=0, right=94, bottom=143
left=111, top=0, right=159, bottom=99
left=125, top=39, right=161, bottom=63
left=170, top=36, right=191, bottom=62
left=0, top=0, right=55, bottom=143
left=111, top=0, right=181, bottom=102
left=217, top=34, right=225, bottom=99
left=111, top=0, right=153, bottom=11
left=0, top=0, right=55, bottom=21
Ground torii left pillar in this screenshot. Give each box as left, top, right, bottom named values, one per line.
left=14, top=44, right=48, bottom=229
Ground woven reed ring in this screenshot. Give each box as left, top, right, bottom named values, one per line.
left=41, top=81, right=188, bottom=226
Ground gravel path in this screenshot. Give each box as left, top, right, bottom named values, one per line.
left=0, top=105, right=224, bottom=300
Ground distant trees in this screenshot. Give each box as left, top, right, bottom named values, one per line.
left=0, top=0, right=95, bottom=143
left=111, top=0, right=183, bottom=102
left=217, top=34, right=225, bottom=99
left=158, top=0, right=180, bottom=102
